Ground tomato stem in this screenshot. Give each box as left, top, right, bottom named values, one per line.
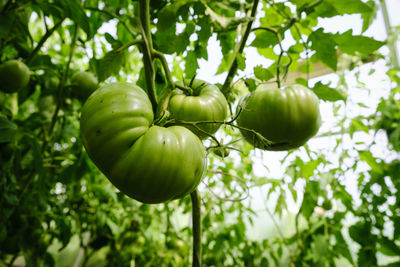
left=25, top=18, right=65, bottom=65
left=191, top=189, right=201, bottom=267
left=221, top=0, right=260, bottom=96
left=115, top=39, right=143, bottom=54
left=139, top=0, right=157, bottom=113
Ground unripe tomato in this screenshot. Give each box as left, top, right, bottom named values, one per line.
left=38, top=95, right=56, bottom=123
left=71, top=71, right=98, bottom=101
left=80, top=82, right=207, bottom=204
left=169, top=79, right=228, bottom=139
left=0, top=60, right=30, bottom=93
left=237, top=84, right=321, bottom=151
left=213, top=147, right=230, bottom=158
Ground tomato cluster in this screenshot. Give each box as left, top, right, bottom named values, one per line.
left=2, top=55, right=320, bottom=204
left=80, top=82, right=209, bottom=204
left=80, top=80, right=320, bottom=204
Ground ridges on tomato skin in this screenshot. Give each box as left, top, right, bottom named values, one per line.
left=169, top=79, right=228, bottom=139
left=80, top=82, right=207, bottom=204
left=108, top=125, right=207, bottom=204
left=236, top=84, right=321, bottom=151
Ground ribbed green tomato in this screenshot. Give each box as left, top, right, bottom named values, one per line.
left=237, top=84, right=321, bottom=151
left=169, top=79, right=228, bottom=139
left=71, top=71, right=98, bottom=101
left=0, top=60, right=30, bottom=93
left=80, top=82, right=207, bottom=204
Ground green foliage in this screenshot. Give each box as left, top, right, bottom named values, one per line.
left=0, top=0, right=398, bottom=266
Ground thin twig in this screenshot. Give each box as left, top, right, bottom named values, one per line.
left=25, top=18, right=65, bottom=65
left=221, top=0, right=260, bottom=95
left=115, top=39, right=143, bottom=54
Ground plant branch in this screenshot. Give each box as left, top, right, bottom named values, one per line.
left=153, top=49, right=174, bottom=90
left=139, top=0, right=157, bottom=113
left=221, top=0, right=260, bottom=95
left=48, top=24, right=79, bottom=139
left=25, top=18, right=65, bottom=65
left=191, top=189, right=201, bottom=267
left=115, top=39, right=143, bottom=54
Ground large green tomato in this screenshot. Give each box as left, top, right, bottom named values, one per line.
left=237, top=84, right=321, bottom=151
left=71, top=71, right=98, bottom=101
left=0, top=60, right=30, bottom=93
left=80, top=82, right=207, bottom=204
left=169, top=79, right=228, bottom=139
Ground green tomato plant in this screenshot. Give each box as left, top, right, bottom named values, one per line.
left=0, top=0, right=396, bottom=266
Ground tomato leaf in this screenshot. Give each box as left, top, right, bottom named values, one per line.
left=60, top=0, right=91, bottom=38
left=308, top=28, right=337, bottom=71
left=250, top=30, right=279, bottom=48
left=325, top=0, right=372, bottom=15
left=184, top=50, right=199, bottom=78
left=98, top=49, right=125, bottom=82
left=334, top=30, right=385, bottom=55
left=254, top=65, right=273, bottom=82
left=312, top=81, right=347, bottom=102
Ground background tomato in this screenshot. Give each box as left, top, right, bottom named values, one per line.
left=0, top=60, right=30, bottom=93
left=237, top=84, right=321, bottom=151
left=71, top=71, right=98, bottom=101
left=80, top=82, right=207, bottom=204
left=169, top=79, right=228, bottom=139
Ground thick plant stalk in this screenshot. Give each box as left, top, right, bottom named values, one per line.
left=191, top=189, right=201, bottom=267
left=138, top=0, right=157, bottom=112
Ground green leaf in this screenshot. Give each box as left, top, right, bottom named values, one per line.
left=250, top=31, right=279, bottom=48
left=0, top=116, right=18, bottom=143
left=157, top=0, right=191, bottom=33
left=349, top=221, right=374, bottom=246
left=334, top=30, right=385, bottom=55
left=60, top=0, right=91, bottom=38
left=154, top=27, right=190, bottom=55
left=325, top=0, right=372, bottom=15
left=379, top=236, right=400, bottom=256
left=308, top=28, right=337, bottom=71
left=236, top=53, right=246, bottom=71
left=98, top=49, right=125, bottom=82
left=184, top=50, right=198, bottom=78
left=361, top=1, right=378, bottom=32
left=244, top=78, right=257, bottom=92
left=254, top=65, right=274, bottom=81
left=358, top=150, right=383, bottom=174
left=312, top=81, right=346, bottom=102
